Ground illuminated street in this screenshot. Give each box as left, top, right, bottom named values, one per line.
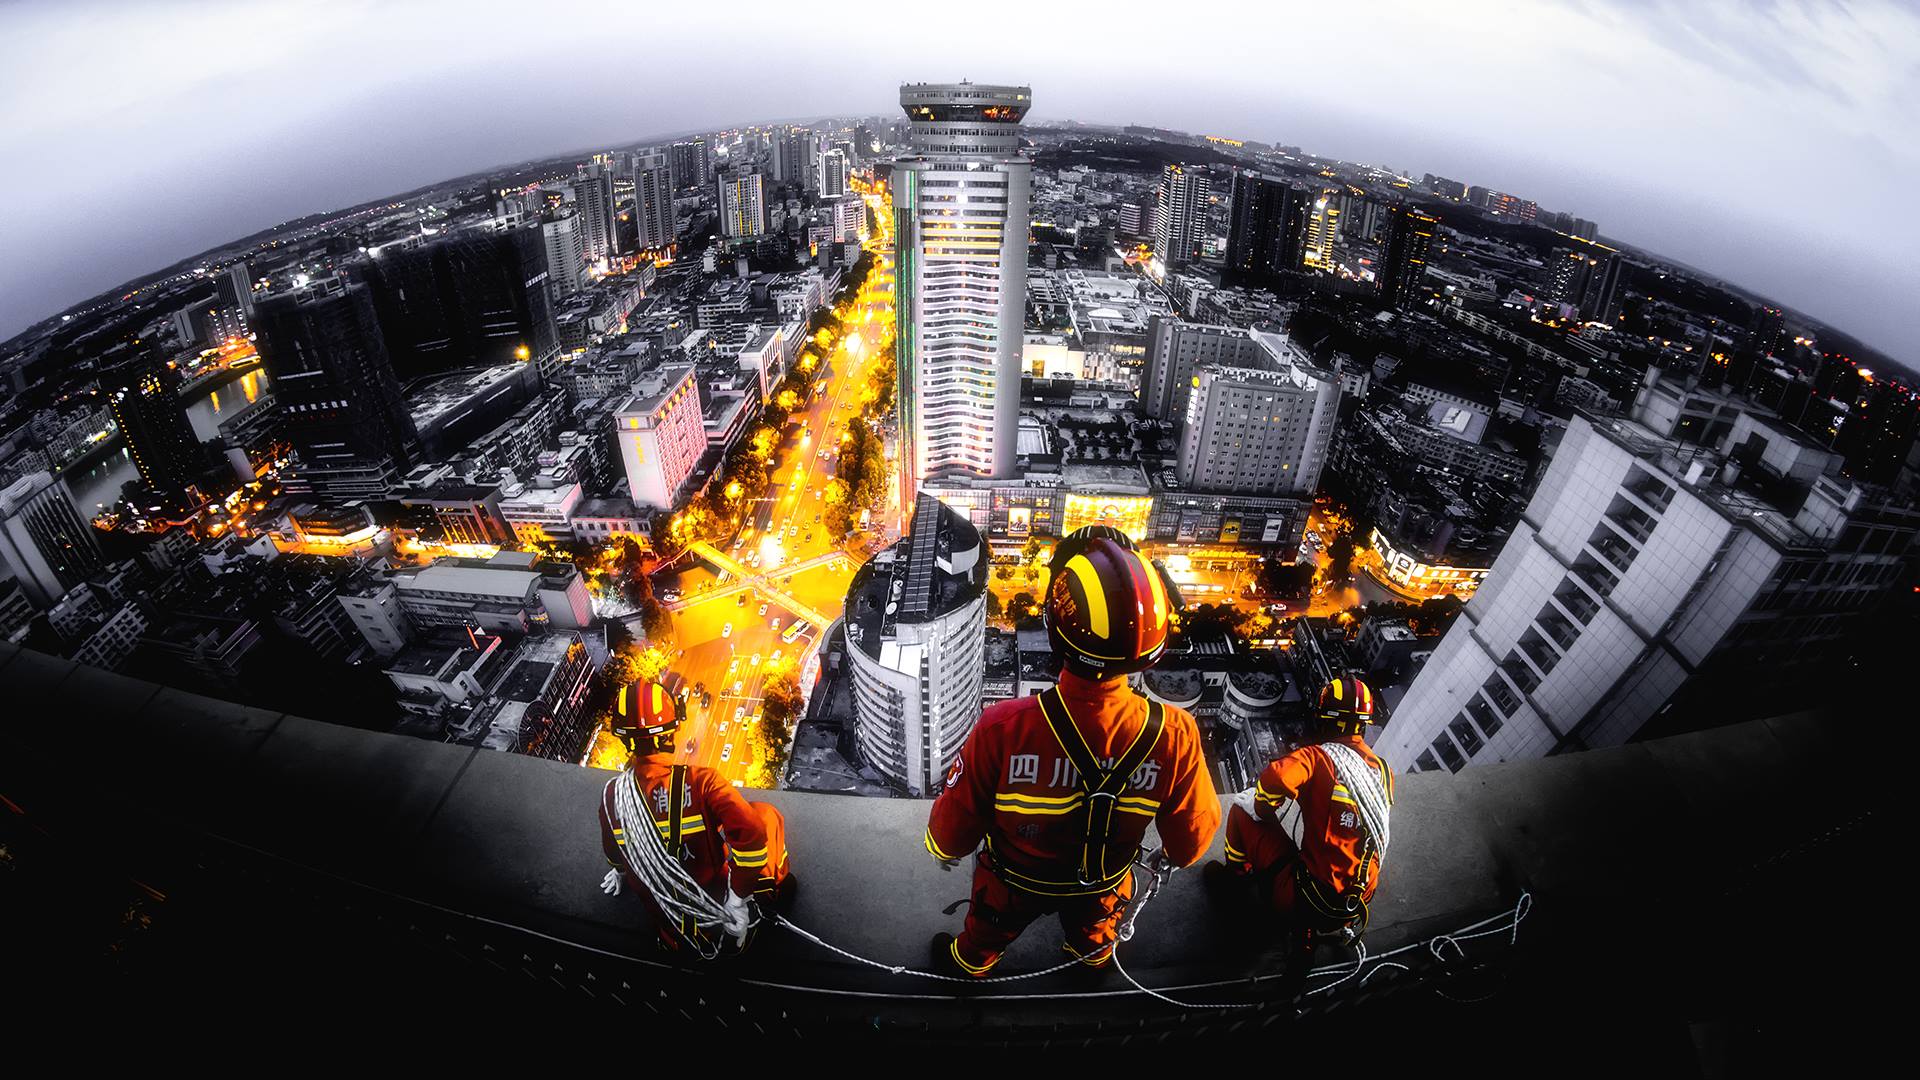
left=642, top=203, right=896, bottom=786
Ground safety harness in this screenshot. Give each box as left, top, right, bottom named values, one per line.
left=607, top=766, right=739, bottom=959
left=986, top=690, right=1166, bottom=898
left=1290, top=744, right=1393, bottom=939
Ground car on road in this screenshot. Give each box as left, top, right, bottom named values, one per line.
left=720, top=744, right=733, bottom=763
left=737, top=593, right=747, bottom=606
left=733, top=680, right=744, bottom=695
left=734, top=705, right=746, bottom=723
left=758, top=603, right=768, bottom=616
left=814, top=513, right=821, bottom=523
left=722, top=623, right=733, bottom=638
left=718, top=721, right=729, bottom=735
left=770, top=617, right=781, bottom=631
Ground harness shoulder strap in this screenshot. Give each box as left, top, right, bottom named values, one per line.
left=1036, top=689, right=1166, bottom=885
left=667, top=764, right=689, bottom=860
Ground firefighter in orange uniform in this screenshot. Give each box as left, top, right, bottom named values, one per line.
left=1205, top=676, right=1394, bottom=946
left=597, top=678, right=795, bottom=954
left=925, top=526, right=1221, bottom=978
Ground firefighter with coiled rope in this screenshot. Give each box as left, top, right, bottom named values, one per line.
left=596, top=678, right=795, bottom=956
left=1205, top=676, right=1394, bottom=953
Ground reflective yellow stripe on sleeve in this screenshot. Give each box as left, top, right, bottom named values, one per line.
left=925, top=828, right=957, bottom=862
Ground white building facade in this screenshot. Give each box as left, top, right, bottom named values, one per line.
left=894, top=81, right=1033, bottom=490
left=616, top=365, right=704, bottom=510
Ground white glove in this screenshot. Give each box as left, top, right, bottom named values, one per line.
left=599, top=868, right=622, bottom=896
left=721, top=888, right=754, bottom=943
left=1229, top=787, right=1259, bottom=817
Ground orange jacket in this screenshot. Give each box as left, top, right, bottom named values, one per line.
left=1253, top=736, right=1394, bottom=897
left=928, top=670, right=1220, bottom=891
left=599, top=754, right=771, bottom=898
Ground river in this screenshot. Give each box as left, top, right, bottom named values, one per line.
left=63, top=367, right=271, bottom=514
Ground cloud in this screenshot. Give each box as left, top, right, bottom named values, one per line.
left=0, top=0, right=1914, bottom=364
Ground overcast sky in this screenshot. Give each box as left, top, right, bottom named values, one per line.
left=3, top=0, right=1915, bottom=365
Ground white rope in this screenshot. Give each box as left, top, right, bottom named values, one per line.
left=766, top=847, right=1534, bottom=1010
left=608, top=772, right=736, bottom=960
left=1320, top=743, right=1392, bottom=857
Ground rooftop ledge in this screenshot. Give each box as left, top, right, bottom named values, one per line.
left=0, top=640, right=1861, bottom=1043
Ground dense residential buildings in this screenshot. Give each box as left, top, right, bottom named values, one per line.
left=843, top=494, right=988, bottom=796
left=893, top=81, right=1033, bottom=488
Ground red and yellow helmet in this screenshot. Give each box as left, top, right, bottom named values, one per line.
left=1317, top=676, right=1376, bottom=736
left=1045, top=525, right=1176, bottom=677
left=614, top=678, right=680, bottom=739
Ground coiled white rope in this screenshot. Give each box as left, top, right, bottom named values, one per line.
left=609, top=772, right=736, bottom=960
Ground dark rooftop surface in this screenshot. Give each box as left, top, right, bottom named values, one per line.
left=0, top=641, right=1869, bottom=1056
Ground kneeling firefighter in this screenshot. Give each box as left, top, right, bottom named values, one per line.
left=597, top=678, right=794, bottom=956
left=1206, top=676, right=1394, bottom=950
left=924, top=525, right=1221, bottom=978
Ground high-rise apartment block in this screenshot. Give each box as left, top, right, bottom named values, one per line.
left=1175, top=329, right=1340, bottom=496
left=774, top=128, right=814, bottom=187
left=716, top=167, right=768, bottom=240
left=103, top=352, right=205, bottom=506
left=365, top=225, right=559, bottom=377
left=1153, top=164, right=1210, bottom=268
left=894, top=81, right=1033, bottom=488
left=0, top=471, right=104, bottom=607
left=632, top=151, right=675, bottom=251
left=1224, top=171, right=1309, bottom=282
left=669, top=139, right=711, bottom=190
left=540, top=210, right=586, bottom=300
left=844, top=493, right=988, bottom=796
left=572, top=163, right=618, bottom=262
left=817, top=148, right=849, bottom=199
left=1381, top=377, right=1920, bottom=775
left=1303, top=188, right=1341, bottom=271
left=615, top=364, right=704, bottom=509
left=254, top=278, right=422, bottom=499
left=1379, top=204, right=1437, bottom=309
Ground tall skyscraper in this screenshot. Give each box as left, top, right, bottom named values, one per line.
left=669, top=139, right=711, bottom=190
left=817, top=148, right=849, bottom=199
left=894, top=81, right=1033, bottom=488
left=1379, top=204, right=1437, bottom=309
left=1152, top=163, right=1210, bottom=268
left=254, top=278, right=422, bottom=499
left=103, top=351, right=206, bottom=507
left=715, top=166, right=768, bottom=240
left=215, top=261, right=254, bottom=319
left=1303, top=188, right=1340, bottom=270
left=572, top=163, right=618, bottom=262
left=632, top=151, right=675, bottom=252
left=774, top=127, right=814, bottom=187
left=844, top=493, right=988, bottom=796
left=0, top=471, right=104, bottom=607
left=365, top=225, right=558, bottom=378
left=1224, top=171, right=1310, bottom=282
left=540, top=210, right=586, bottom=300
left=1380, top=392, right=1919, bottom=774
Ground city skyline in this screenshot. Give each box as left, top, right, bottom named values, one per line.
left=3, top=1, right=1916, bottom=369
